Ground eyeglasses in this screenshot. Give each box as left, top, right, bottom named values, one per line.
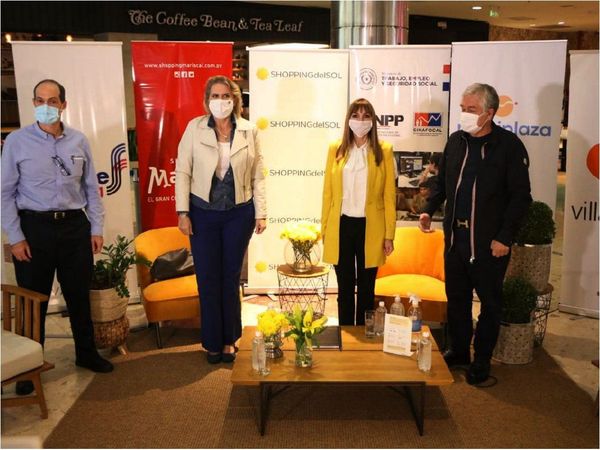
left=51, top=156, right=71, bottom=176
left=34, top=97, right=62, bottom=108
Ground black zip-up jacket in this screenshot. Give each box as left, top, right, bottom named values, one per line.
left=424, top=122, right=532, bottom=260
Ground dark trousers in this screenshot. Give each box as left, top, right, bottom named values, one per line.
left=444, top=227, right=510, bottom=362
left=334, top=215, right=378, bottom=326
left=189, top=202, right=255, bottom=353
left=13, top=211, right=97, bottom=359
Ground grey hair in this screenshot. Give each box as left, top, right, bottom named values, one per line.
left=462, top=83, right=499, bottom=114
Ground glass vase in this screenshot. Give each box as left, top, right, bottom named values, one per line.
left=295, top=340, right=313, bottom=368
left=264, top=333, right=284, bottom=359
left=284, top=240, right=321, bottom=273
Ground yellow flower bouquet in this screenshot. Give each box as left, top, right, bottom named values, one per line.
left=284, top=305, right=328, bottom=367
left=280, top=221, right=322, bottom=273
left=257, top=309, right=288, bottom=359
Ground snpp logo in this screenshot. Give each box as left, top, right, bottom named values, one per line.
left=256, top=67, right=269, bottom=80
left=496, top=95, right=515, bottom=117
left=97, top=143, right=128, bottom=197
left=359, top=68, right=377, bottom=90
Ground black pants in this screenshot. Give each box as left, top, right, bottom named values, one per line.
left=444, top=227, right=510, bottom=363
left=13, top=211, right=97, bottom=359
left=334, top=215, right=378, bottom=326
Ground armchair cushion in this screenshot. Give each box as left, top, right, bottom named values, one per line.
left=1, top=329, right=43, bottom=382
left=375, top=274, right=446, bottom=301
left=143, top=275, right=199, bottom=303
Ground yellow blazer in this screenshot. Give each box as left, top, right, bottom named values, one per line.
left=321, top=140, right=396, bottom=268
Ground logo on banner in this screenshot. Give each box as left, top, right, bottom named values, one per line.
left=256, top=67, right=269, bottom=80
left=359, top=68, right=377, bottom=90
left=97, top=143, right=128, bottom=197
left=256, top=117, right=269, bottom=130
left=174, top=71, right=195, bottom=78
left=413, top=112, right=443, bottom=136
left=260, top=116, right=341, bottom=129
left=496, top=95, right=515, bottom=117
left=587, top=144, right=599, bottom=179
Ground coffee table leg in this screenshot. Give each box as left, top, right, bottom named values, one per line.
left=259, top=383, right=272, bottom=436
left=403, top=383, right=425, bottom=436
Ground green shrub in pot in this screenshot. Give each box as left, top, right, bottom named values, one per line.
left=502, top=277, right=538, bottom=324
left=514, top=200, right=556, bottom=246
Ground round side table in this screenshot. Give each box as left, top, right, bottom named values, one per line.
left=276, top=264, right=330, bottom=317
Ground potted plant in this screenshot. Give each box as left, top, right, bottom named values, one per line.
left=506, top=200, right=556, bottom=292
left=493, top=277, right=538, bottom=364
left=89, top=235, right=149, bottom=351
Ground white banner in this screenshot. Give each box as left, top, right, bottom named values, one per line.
left=349, top=45, right=451, bottom=223
left=11, top=42, right=137, bottom=309
left=248, top=48, right=349, bottom=288
left=449, top=41, right=567, bottom=211
left=560, top=51, right=599, bottom=317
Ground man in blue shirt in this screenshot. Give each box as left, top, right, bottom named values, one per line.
left=1, top=79, right=113, bottom=394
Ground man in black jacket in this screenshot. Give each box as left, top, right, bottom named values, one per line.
left=419, top=83, right=532, bottom=385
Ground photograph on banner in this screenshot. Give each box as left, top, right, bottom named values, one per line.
left=11, top=41, right=137, bottom=307
left=247, top=48, right=349, bottom=288
left=131, top=41, right=233, bottom=231
left=449, top=41, right=567, bottom=211
left=394, top=151, right=444, bottom=222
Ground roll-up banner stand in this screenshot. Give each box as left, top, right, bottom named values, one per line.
left=247, top=47, right=349, bottom=289
left=10, top=41, right=136, bottom=310
left=349, top=45, right=451, bottom=226
left=560, top=51, right=599, bottom=318
left=131, top=41, right=233, bottom=231
left=449, top=41, right=567, bottom=211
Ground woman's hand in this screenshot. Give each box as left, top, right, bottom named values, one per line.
left=178, top=214, right=193, bottom=236
left=383, top=239, right=394, bottom=256
left=255, top=219, right=266, bottom=234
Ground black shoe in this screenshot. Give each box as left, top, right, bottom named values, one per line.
left=221, top=352, right=236, bottom=363
left=442, top=349, right=471, bottom=367
left=16, top=380, right=34, bottom=396
left=466, top=360, right=491, bottom=385
left=76, top=355, right=114, bottom=373
left=207, top=352, right=222, bottom=364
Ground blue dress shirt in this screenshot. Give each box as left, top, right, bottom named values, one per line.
left=1, top=122, right=104, bottom=244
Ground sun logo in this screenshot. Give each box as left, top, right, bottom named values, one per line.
left=496, top=95, right=514, bottom=117
left=256, top=67, right=269, bottom=80
left=255, top=261, right=268, bottom=273
left=262, top=167, right=269, bottom=178
left=256, top=117, right=269, bottom=130
left=587, top=144, right=599, bottom=179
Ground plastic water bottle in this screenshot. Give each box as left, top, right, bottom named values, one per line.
left=408, top=294, right=422, bottom=332
left=390, top=295, right=405, bottom=316
left=417, top=331, right=432, bottom=372
left=252, top=331, right=270, bottom=375
left=374, top=301, right=387, bottom=336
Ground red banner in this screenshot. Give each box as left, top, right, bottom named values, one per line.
left=132, top=42, right=232, bottom=230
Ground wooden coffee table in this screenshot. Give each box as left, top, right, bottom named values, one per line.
left=231, top=325, right=453, bottom=436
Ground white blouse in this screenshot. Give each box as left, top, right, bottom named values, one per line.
left=215, top=141, right=231, bottom=180
left=341, top=143, right=368, bottom=217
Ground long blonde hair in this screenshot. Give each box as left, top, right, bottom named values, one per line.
left=336, top=98, right=383, bottom=166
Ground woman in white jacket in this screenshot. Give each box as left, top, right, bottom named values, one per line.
left=175, top=75, right=266, bottom=364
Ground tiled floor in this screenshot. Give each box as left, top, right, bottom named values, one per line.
left=2, top=172, right=598, bottom=445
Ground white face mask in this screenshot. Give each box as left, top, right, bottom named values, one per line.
left=348, top=119, right=373, bottom=138
left=459, top=111, right=487, bottom=135
left=209, top=99, right=234, bottom=119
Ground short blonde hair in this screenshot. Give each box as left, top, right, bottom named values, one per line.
left=203, top=76, right=242, bottom=118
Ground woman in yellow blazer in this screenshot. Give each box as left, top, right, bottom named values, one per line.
left=321, top=98, right=396, bottom=325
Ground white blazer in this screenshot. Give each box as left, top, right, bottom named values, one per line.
left=175, top=115, right=266, bottom=219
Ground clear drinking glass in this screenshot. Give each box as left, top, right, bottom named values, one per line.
left=365, top=310, right=376, bottom=338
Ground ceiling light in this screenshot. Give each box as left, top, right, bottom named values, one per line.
left=5, top=33, right=12, bottom=43
left=66, top=35, right=73, bottom=42
left=472, top=6, right=482, bottom=10
left=558, top=21, right=565, bottom=25
left=529, top=24, right=536, bottom=27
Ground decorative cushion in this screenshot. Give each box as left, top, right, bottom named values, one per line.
left=375, top=274, right=446, bottom=302
left=1, top=329, right=44, bottom=381
left=143, top=274, right=199, bottom=303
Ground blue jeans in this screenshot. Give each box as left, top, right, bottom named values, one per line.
left=189, top=201, right=255, bottom=353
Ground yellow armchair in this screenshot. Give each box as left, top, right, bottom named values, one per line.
left=134, top=227, right=200, bottom=348
left=375, top=227, right=447, bottom=324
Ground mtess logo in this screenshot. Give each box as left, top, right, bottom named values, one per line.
left=97, top=143, right=128, bottom=197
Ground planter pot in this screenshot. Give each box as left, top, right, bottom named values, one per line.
left=506, top=244, right=552, bottom=292
left=90, top=288, right=128, bottom=323
left=493, top=321, right=534, bottom=364
left=93, top=315, right=129, bottom=350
